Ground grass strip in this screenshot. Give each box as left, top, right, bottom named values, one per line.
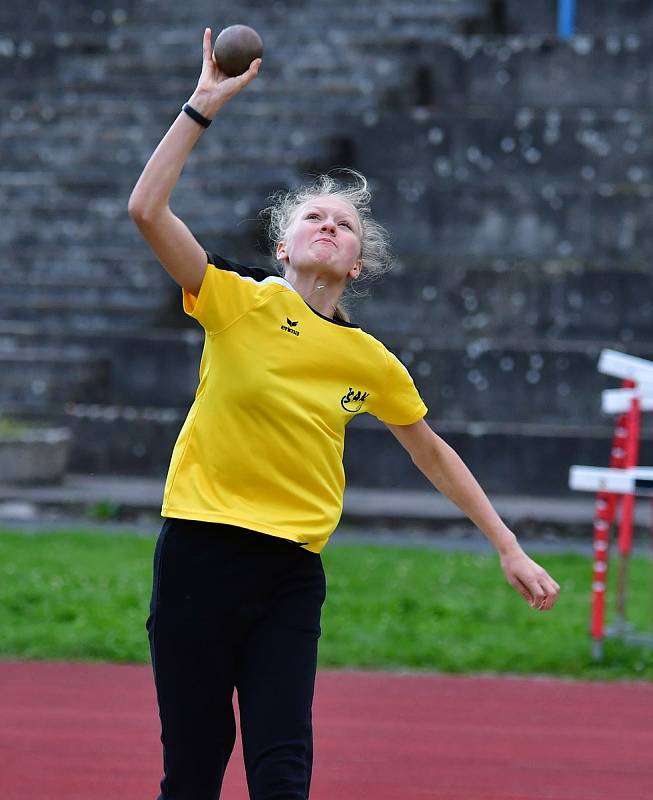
left=0, top=529, right=652, bottom=680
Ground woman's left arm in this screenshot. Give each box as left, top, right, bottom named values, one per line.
left=386, top=418, right=561, bottom=612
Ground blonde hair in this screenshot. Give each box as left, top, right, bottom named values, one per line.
left=259, top=169, right=393, bottom=322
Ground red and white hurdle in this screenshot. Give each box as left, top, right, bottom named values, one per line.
left=568, top=349, right=653, bottom=660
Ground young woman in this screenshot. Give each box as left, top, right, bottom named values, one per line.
left=129, top=27, right=560, bottom=800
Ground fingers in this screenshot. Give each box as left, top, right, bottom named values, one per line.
left=238, top=57, right=263, bottom=86
left=203, top=26, right=212, bottom=62
left=540, top=572, right=561, bottom=610
left=511, top=572, right=560, bottom=612
left=513, top=577, right=535, bottom=606
left=527, top=575, right=561, bottom=612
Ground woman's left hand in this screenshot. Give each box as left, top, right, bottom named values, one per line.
left=499, top=545, right=561, bottom=611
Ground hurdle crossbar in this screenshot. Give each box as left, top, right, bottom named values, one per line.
left=569, top=465, right=653, bottom=495
left=598, top=349, right=653, bottom=384
left=602, top=387, right=653, bottom=415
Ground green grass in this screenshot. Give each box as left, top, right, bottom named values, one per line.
left=320, top=545, right=653, bottom=680
left=1, top=529, right=652, bottom=680
left=0, top=530, right=151, bottom=662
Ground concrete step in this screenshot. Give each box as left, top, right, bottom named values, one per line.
left=0, top=6, right=124, bottom=34
left=0, top=328, right=200, bottom=408
left=5, top=175, right=653, bottom=261
left=6, top=127, right=347, bottom=171
left=344, top=415, right=653, bottom=496
left=357, top=258, right=653, bottom=342
left=8, top=95, right=650, bottom=187
left=2, top=252, right=177, bottom=310
left=0, top=281, right=177, bottom=331
left=378, top=340, right=652, bottom=427
left=0, top=189, right=277, bottom=251
left=0, top=283, right=167, bottom=310
left=355, top=107, right=653, bottom=190
left=5, top=105, right=653, bottom=195
left=7, top=250, right=652, bottom=344
left=0, top=348, right=110, bottom=409
left=1, top=259, right=170, bottom=289
left=4, top=253, right=651, bottom=345
left=2, top=321, right=648, bottom=420
left=6, top=474, right=653, bottom=547
left=461, top=35, right=650, bottom=109
left=356, top=35, right=652, bottom=109
left=4, top=240, right=257, bottom=288
left=0, top=308, right=171, bottom=334
left=7, top=403, right=652, bottom=496
left=368, top=181, right=653, bottom=260
left=5, top=30, right=652, bottom=114
left=123, top=1, right=490, bottom=31
left=1, top=314, right=650, bottom=417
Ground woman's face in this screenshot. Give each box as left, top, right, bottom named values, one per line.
left=277, top=195, right=363, bottom=280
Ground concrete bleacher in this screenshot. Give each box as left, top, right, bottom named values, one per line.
left=2, top=0, right=652, bottom=495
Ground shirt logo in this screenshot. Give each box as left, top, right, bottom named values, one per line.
left=281, top=318, right=300, bottom=337
left=341, top=387, right=370, bottom=413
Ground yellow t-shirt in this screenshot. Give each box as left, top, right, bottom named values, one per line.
left=161, top=254, right=428, bottom=552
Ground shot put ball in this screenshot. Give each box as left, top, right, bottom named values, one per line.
left=213, top=24, right=263, bottom=77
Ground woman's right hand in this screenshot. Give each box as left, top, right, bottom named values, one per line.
left=189, top=27, right=262, bottom=117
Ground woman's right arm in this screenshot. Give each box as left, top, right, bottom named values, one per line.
left=128, top=27, right=262, bottom=296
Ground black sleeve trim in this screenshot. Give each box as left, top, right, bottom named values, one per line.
left=205, top=251, right=279, bottom=284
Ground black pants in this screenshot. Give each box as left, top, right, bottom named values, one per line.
left=146, top=517, right=327, bottom=800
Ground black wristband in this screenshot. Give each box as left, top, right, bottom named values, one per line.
left=182, top=102, right=212, bottom=128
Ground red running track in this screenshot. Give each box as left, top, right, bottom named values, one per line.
left=1, top=660, right=652, bottom=800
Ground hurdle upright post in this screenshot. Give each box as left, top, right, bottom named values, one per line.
left=588, top=404, right=629, bottom=660
left=614, top=391, right=641, bottom=634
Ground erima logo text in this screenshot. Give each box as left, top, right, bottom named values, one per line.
left=281, top=318, right=300, bottom=336
left=341, top=387, right=370, bottom=413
